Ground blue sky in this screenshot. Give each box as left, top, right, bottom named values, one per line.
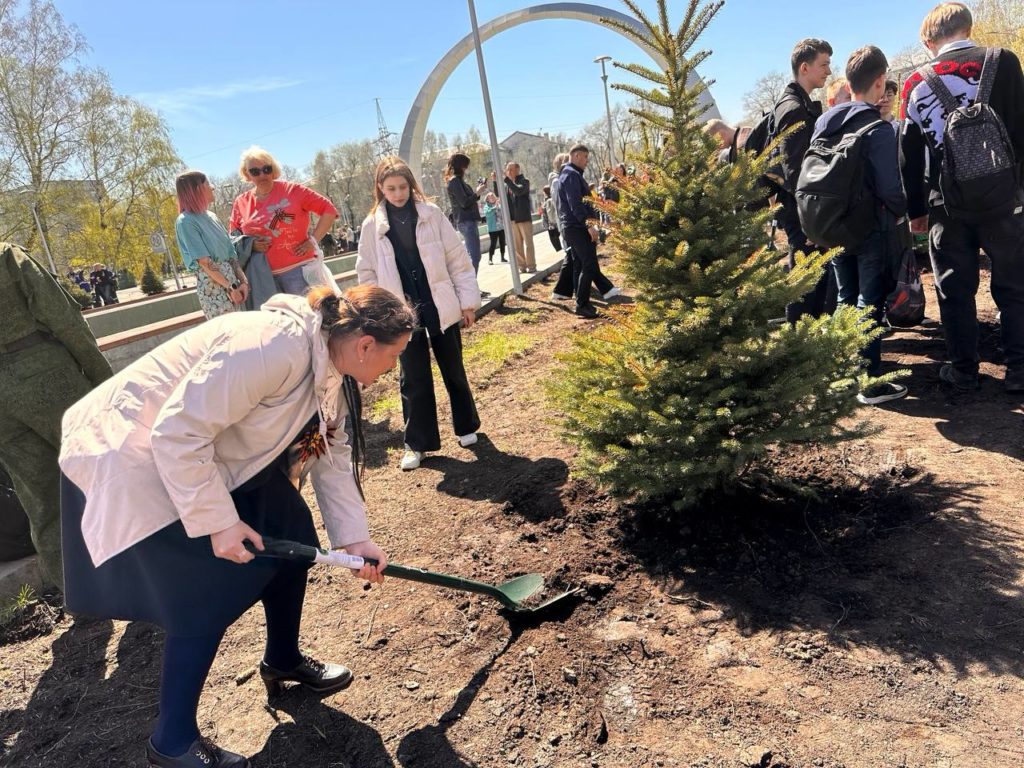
left=56, top=0, right=937, bottom=178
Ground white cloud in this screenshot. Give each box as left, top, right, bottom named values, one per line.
left=135, top=77, right=305, bottom=118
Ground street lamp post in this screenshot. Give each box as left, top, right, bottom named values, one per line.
left=467, top=0, right=523, bottom=295
left=594, top=55, right=615, bottom=168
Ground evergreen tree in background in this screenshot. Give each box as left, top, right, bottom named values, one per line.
left=549, top=0, right=886, bottom=512
left=139, top=262, right=165, bottom=296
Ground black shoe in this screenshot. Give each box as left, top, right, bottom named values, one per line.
left=501, top=257, right=508, bottom=263
left=939, top=363, right=980, bottom=391
left=1006, top=369, right=1024, bottom=393
left=147, top=736, right=250, bottom=767
left=574, top=304, right=599, bottom=319
left=856, top=382, right=908, bottom=405
left=259, top=654, right=353, bottom=698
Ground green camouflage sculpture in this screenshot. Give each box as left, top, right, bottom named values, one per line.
left=0, top=243, right=112, bottom=588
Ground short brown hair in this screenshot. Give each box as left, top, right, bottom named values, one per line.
left=791, top=38, right=833, bottom=78
left=846, top=46, right=889, bottom=95
left=920, top=2, right=972, bottom=44
left=569, top=143, right=589, bottom=156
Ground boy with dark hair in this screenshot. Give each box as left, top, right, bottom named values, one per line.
left=558, top=144, right=621, bottom=318
left=900, top=2, right=1024, bottom=392
left=810, top=45, right=909, bottom=404
left=879, top=79, right=900, bottom=130
left=776, top=37, right=837, bottom=323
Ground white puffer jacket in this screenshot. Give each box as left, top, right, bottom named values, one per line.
left=356, top=200, right=480, bottom=331
left=59, top=294, right=369, bottom=567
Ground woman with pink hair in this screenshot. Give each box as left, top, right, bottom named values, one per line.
left=174, top=170, right=249, bottom=318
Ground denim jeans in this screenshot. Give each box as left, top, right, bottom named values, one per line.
left=929, top=206, right=1024, bottom=375
left=832, top=227, right=894, bottom=376
left=273, top=263, right=311, bottom=295
left=457, top=219, right=482, bottom=273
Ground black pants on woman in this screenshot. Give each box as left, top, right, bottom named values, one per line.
left=487, top=229, right=506, bottom=262
left=400, top=324, right=480, bottom=452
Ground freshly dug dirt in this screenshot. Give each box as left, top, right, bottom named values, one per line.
left=2, top=259, right=1022, bottom=768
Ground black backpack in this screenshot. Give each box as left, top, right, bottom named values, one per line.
left=918, top=48, right=1019, bottom=222
left=795, top=118, right=885, bottom=249
left=742, top=94, right=803, bottom=208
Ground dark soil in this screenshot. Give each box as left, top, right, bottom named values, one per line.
left=2, top=260, right=1023, bottom=768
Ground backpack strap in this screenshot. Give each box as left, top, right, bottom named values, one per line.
left=976, top=47, right=1001, bottom=106
left=918, top=63, right=960, bottom=115
left=852, top=119, right=887, bottom=139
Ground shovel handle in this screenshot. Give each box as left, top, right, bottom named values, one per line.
left=249, top=537, right=510, bottom=601
left=245, top=536, right=368, bottom=570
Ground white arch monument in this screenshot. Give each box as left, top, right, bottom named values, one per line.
left=398, top=1, right=721, bottom=177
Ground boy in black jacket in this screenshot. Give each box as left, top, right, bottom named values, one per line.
left=775, top=38, right=839, bottom=323
left=813, top=46, right=908, bottom=405
left=900, top=2, right=1024, bottom=392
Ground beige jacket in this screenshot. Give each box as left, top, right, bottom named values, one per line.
left=356, top=200, right=480, bottom=331
left=59, top=294, right=369, bottom=567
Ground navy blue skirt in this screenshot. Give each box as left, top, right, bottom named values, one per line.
left=61, top=464, right=318, bottom=637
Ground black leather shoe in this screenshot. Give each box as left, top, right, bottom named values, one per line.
left=147, top=736, right=250, bottom=767
left=259, top=654, right=353, bottom=698
left=574, top=304, right=599, bottom=319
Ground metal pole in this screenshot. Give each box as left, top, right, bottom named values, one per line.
left=596, top=56, right=615, bottom=168
left=29, top=200, right=57, bottom=274
left=467, top=0, right=523, bottom=295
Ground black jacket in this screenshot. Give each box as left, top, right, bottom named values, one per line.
left=775, top=81, right=823, bottom=197
left=503, top=174, right=532, bottom=223
left=811, top=102, right=908, bottom=222
left=446, top=175, right=480, bottom=225
left=899, top=43, right=1024, bottom=218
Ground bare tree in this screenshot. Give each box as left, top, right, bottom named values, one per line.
left=0, top=0, right=89, bottom=252
left=972, top=0, right=1024, bottom=55
left=740, top=70, right=788, bottom=126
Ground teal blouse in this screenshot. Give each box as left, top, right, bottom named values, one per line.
left=175, top=211, right=236, bottom=272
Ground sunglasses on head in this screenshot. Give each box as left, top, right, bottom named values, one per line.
left=248, top=165, right=273, bottom=177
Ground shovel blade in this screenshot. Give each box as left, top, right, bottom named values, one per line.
left=497, top=573, right=545, bottom=604
left=507, top=587, right=582, bottom=614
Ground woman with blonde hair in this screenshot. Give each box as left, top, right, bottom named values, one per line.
left=174, top=170, right=249, bottom=318
left=357, top=157, right=481, bottom=471
left=230, top=145, right=338, bottom=296
left=59, top=284, right=416, bottom=767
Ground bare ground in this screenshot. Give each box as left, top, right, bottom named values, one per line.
left=2, top=257, right=1023, bottom=768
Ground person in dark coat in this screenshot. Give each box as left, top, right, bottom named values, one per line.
left=774, top=38, right=838, bottom=323
left=0, top=242, right=113, bottom=588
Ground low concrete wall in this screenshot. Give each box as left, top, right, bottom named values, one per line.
left=93, top=226, right=545, bottom=373
left=86, top=253, right=358, bottom=340
left=99, top=269, right=361, bottom=372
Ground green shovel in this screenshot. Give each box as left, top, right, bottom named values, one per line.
left=247, top=536, right=579, bottom=615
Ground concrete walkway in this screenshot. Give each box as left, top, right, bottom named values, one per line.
left=475, top=229, right=564, bottom=303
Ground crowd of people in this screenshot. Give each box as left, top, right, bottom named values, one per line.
left=705, top=1, right=1024, bottom=403
left=0, top=3, right=1021, bottom=766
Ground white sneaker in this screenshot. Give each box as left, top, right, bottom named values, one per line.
left=551, top=292, right=571, bottom=300
left=400, top=448, right=424, bottom=471
left=458, top=433, right=478, bottom=448
left=603, top=286, right=622, bottom=300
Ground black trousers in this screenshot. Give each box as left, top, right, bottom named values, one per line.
left=782, top=213, right=838, bottom=323
left=930, top=206, right=1024, bottom=375
left=547, top=228, right=562, bottom=252
left=562, top=229, right=614, bottom=308
left=552, top=244, right=614, bottom=300
left=400, top=324, right=480, bottom=452
left=488, top=229, right=506, bottom=260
